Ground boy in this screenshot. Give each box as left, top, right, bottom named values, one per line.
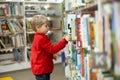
left=30, top=15, right=71, bottom=80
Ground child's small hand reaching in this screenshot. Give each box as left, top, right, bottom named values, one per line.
left=53, top=54, right=59, bottom=61
left=65, top=35, right=71, bottom=41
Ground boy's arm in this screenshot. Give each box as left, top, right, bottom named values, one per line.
left=39, top=37, right=68, bottom=54
left=39, top=35, right=71, bottom=54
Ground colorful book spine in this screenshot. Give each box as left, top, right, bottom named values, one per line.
left=113, top=1, right=120, bottom=76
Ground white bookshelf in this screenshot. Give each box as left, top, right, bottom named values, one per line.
left=0, top=0, right=64, bottom=73
left=62, top=0, right=120, bottom=79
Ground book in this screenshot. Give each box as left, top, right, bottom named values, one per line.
left=6, top=21, right=14, bottom=33
left=0, top=21, right=2, bottom=33
left=13, top=48, right=21, bottom=62
left=113, top=1, right=120, bottom=76
left=0, top=39, right=6, bottom=49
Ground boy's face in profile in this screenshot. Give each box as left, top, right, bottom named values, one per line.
left=36, top=22, right=50, bottom=34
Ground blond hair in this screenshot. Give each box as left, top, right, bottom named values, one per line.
left=30, top=15, right=49, bottom=31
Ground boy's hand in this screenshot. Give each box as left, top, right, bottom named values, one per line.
left=53, top=54, right=59, bottom=60
left=65, top=35, right=71, bottom=41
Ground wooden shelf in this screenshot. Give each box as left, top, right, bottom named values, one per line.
left=25, top=10, right=55, bottom=12
left=27, top=46, right=31, bottom=49
left=51, top=27, right=62, bottom=30
left=0, top=32, right=24, bottom=37
left=25, top=1, right=62, bottom=4
left=15, top=46, right=25, bottom=49
left=0, top=0, right=24, bottom=2
left=80, top=1, right=97, bottom=11
left=102, top=0, right=113, bottom=4
left=0, top=60, right=16, bottom=66
left=25, top=15, right=61, bottom=18
left=0, top=47, right=14, bottom=52
left=26, top=31, right=35, bottom=34
left=0, top=58, right=14, bottom=61
left=0, top=32, right=14, bottom=36
left=0, top=16, right=24, bottom=19
left=0, top=46, right=25, bottom=52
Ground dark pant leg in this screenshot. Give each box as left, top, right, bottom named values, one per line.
left=35, top=73, right=50, bottom=80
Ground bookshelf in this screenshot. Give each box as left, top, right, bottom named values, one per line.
left=0, top=0, right=62, bottom=73
left=62, top=0, right=120, bottom=80
left=0, top=0, right=64, bottom=73
left=0, top=0, right=30, bottom=73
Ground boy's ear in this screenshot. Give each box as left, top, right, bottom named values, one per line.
left=36, top=25, right=40, bottom=30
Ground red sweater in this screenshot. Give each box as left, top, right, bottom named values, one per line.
left=31, top=32, right=68, bottom=75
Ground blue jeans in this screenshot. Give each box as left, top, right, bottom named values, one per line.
left=35, top=73, right=50, bottom=80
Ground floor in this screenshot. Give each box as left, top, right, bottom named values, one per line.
left=0, top=63, right=66, bottom=80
